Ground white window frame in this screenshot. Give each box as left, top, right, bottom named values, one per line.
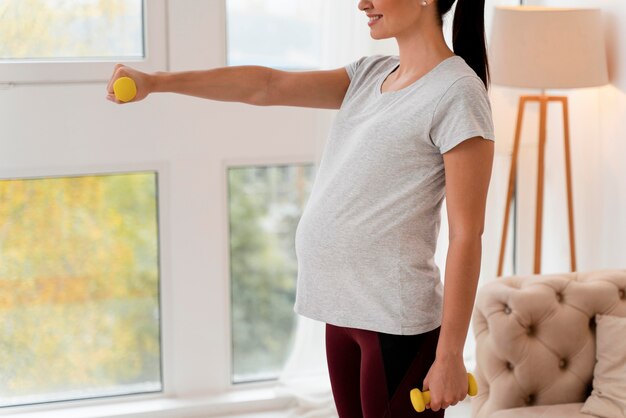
left=0, top=161, right=173, bottom=413
left=224, top=158, right=317, bottom=385
left=0, top=0, right=168, bottom=85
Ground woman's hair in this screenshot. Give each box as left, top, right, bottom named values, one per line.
left=435, top=0, right=490, bottom=91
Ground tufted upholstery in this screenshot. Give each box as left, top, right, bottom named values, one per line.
left=470, top=269, right=626, bottom=418
left=489, top=402, right=598, bottom=417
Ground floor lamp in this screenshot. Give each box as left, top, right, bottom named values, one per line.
left=489, top=6, right=609, bottom=277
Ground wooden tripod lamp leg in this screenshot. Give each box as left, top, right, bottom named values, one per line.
left=534, top=96, right=548, bottom=274
left=497, top=96, right=527, bottom=277
left=561, top=97, right=577, bottom=272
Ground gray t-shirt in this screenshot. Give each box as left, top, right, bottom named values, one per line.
left=293, top=54, right=495, bottom=335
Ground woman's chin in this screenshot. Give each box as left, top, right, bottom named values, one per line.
left=370, top=32, right=390, bottom=41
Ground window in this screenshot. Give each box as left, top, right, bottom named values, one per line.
left=0, top=0, right=144, bottom=61
left=0, top=172, right=162, bottom=407
left=225, top=0, right=326, bottom=69
left=0, top=0, right=166, bottom=83
left=227, top=163, right=316, bottom=383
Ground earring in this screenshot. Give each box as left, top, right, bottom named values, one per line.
left=422, top=0, right=427, bottom=4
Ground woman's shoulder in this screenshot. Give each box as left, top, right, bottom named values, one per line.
left=442, top=57, right=486, bottom=90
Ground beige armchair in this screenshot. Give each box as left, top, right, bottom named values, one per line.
left=470, top=269, right=626, bottom=417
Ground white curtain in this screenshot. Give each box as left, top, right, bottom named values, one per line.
left=275, top=315, right=337, bottom=418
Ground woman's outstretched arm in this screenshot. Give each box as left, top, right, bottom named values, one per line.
left=106, top=63, right=350, bottom=109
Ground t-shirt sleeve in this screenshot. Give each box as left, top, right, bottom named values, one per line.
left=344, top=55, right=369, bottom=81
left=429, top=76, right=495, bottom=154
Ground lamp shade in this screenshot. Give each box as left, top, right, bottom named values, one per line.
left=489, top=6, right=609, bottom=89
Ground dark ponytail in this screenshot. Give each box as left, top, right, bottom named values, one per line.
left=436, top=0, right=490, bottom=91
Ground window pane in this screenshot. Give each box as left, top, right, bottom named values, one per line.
left=226, top=0, right=324, bottom=69
left=228, top=164, right=315, bottom=383
left=0, top=172, right=161, bottom=407
left=0, top=0, right=144, bottom=60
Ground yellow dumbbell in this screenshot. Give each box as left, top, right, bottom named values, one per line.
left=113, top=76, right=137, bottom=103
left=410, top=372, right=478, bottom=413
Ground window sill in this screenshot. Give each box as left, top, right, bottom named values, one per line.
left=0, top=387, right=297, bottom=418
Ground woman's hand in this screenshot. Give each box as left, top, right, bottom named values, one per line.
left=422, top=354, right=468, bottom=412
left=106, top=63, right=153, bottom=104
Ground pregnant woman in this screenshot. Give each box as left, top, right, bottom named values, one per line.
left=107, top=0, right=495, bottom=416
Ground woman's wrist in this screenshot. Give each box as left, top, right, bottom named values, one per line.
left=149, top=71, right=168, bottom=93
left=436, top=349, right=464, bottom=361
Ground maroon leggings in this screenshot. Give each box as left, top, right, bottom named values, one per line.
left=325, top=323, right=444, bottom=418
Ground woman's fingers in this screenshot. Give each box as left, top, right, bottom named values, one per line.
left=106, top=63, right=125, bottom=95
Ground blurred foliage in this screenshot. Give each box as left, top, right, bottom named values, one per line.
left=0, top=0, right=143, bottom=59
left=228, top=164, right=314, bottom=382
left=0, top=173, right=161, bottom=406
